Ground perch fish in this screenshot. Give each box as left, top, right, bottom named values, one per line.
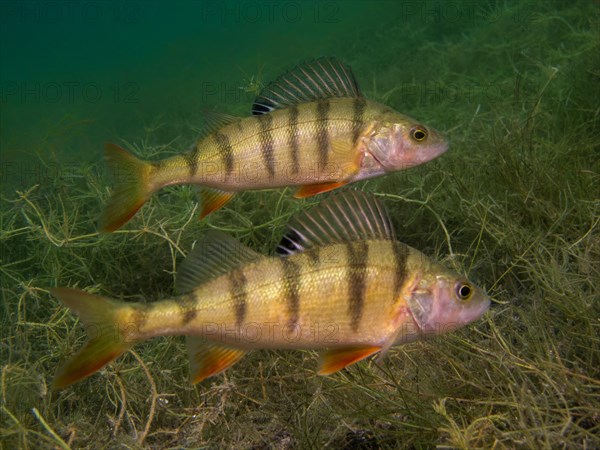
left=99, top=57, right=448, bottom=232
left=52, top=191, right=489, bottom=389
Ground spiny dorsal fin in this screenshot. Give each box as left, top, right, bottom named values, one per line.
left=176, top=230, right=262, bottom=294
left=276, top=190, right=394, bottom=256
left=252, top=57, right=362, bottom=115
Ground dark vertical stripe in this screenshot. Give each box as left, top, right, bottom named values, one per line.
left=213, top=132, right=234, bottom=176
left=151, top=160, right=164, bottom=174
left=351, top=97, right=367, bottom=146
left=392, top=242, right=409, bottom=301
left=316, top=99, right=330, bottom=171
left=280, top=258, right=301, bottom=327
left=184, top=147, right=200, bottom=178
left=229, top=268, right=248, bottom=326
left=179, top=295, right=198, bottom=326
left=256, top=114, right=275, bottom=179
left=287, top=105, right=300, bottom=175
left=307, top=246, right=321, bottom=266
left=127, top=305, right=147, bottom=339
left=346, top=241, right=369, bottom=332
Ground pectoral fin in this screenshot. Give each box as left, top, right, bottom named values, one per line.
left=187, top=337, right=248, bottom=384
left=375, top=327, right=403, bottom=364
left=317, top=346, right=381, bottom=375
left=293, top=139, right=361, bottom=199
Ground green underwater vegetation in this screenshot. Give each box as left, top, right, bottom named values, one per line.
left=1, top=1, right=599, bottom=448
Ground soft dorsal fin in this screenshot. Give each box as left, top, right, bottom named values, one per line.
left=201, top=110, right=241, bottom=134
left=176, top=230, right=262, bottom=294
left=276, top=190, right=395, bottom=256
left=189, top=111, right=242, bottom=143
left=252, top=57, right=362, bottom=115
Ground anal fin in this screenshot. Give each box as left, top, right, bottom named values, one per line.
left=294, top=181, right=349, bottom=198
left=317, top=346, right=381, bottom=375
left=199, top=187, right=235, bottom=218
left=187, top=337, right=247, bottom=384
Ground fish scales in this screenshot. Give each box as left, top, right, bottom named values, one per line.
left=286, top=104, right=301, bottom=175
left=131, top=240, right=406, bottom=349
left=146, top=98, right=384, bottom=191
left=187, top=98, right=380, bottom=188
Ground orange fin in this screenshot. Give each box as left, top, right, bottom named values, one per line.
left=187, top=337, right=248, bottom=384
left=50, top=288, right=135, bottom=389
left=99, top=143, right=153, bottom=233
left=317, top=346, right=381, bottom=375
left=294, top=181, right=349, bottom=199
left=199, top=188, right=235, bottom=219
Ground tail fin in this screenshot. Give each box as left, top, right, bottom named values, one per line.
left=99, top=143, right=153, bottom=233
left=51, top=288, right=138, bottom=389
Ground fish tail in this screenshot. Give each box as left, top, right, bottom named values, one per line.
left=51, top=287, right=139, bottom=389
left=99, top=143, right=154, bottom=232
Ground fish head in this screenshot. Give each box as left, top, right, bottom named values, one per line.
left=365, top=111, right=449, bottom=172
left=405, top=260, right=490, bottom=336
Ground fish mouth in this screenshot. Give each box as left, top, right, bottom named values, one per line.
left=432, top=141, right=450, bottom=159
left=456, top=297, right=491, bottom=326
left=477, top=297, right=492, bottom=318
left=415, top=141, right=449, bottom=166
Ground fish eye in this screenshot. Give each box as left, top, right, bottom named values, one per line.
left=456, top=283, right=473, bottom=301
left=411, top=126, right=428, bottom=142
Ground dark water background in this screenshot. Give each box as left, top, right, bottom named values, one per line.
left=1, top=1, right=393, bottom=173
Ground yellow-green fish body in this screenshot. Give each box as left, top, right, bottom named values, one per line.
left=52, top=191, right=489, bottom=388
left=156, top=97, right=440, bottom=190
left=133, top=240, right=415, bottom=349
left=100, top=58, right=448, bottom=232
